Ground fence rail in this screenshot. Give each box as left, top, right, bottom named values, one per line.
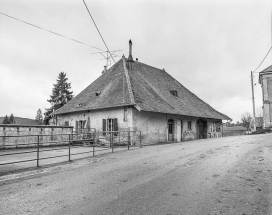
left=0, top=130, right=142, bottom=168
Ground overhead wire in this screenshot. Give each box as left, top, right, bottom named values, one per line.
left=171, top=74, right=260, bottom=111
left=0, top=11, right=105, bottom=51
left=173, top=74, right=251, bottom=97
left=83, top=0, right=116, bottom=64
left=252, top=46, right=272, bottom=73
left=215, top=98, right=252, bottom=109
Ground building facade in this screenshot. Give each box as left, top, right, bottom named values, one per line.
left=54, top=40, right=230, bottom=144
left=259, top=66, right=272, bottom=128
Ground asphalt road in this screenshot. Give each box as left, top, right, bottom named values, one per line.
left=1, top=134, right=272, bottom=215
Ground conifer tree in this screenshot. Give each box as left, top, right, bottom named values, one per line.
left=2, top=115, right=9, bottom=124
left=44, top=72, right=73, bottom=124
left=35, top=109, right=43, bottom=124
left=9, top=113, right=15, bottom=124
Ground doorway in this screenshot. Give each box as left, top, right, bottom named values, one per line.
left=168, top=119, right=174, bottom=141
left=197, top=119, right=207, bottom=139
left=176, top=120, right=183, bottom=142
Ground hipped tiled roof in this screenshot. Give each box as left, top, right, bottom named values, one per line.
left=259, top=65, right=272, bottom=84
left=54, top=56, right=231, bottom=120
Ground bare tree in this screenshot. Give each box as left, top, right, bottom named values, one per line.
left=241, top=112, right=252, bottom=131
left=255, top=106, right=263, bottom=127
left=256, top=106, right=263, bottom=117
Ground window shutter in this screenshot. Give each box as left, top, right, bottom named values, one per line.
left=113, top=118, right=118, bottom=131
left=87, top=117, right=90, bottom=129
left=76, top=121, right=78, bottom=132
left=102, top=119, right=106, bottom=135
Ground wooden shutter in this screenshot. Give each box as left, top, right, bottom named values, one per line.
left=87, top=117, right=90, bottom=129
left=102, top=119, right=106, bottom=135
left=113, top=118, right=118, bottom=131
left=76, top=121, right=78, bottom=133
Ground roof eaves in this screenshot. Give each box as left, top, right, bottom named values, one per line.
left=54, top=103, right=135, bottom=115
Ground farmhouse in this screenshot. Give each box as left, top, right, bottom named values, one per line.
left=53, top=40, right=231, bottom=144
left=259, top=65, right=272, bottom=128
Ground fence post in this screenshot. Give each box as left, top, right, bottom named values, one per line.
left=93, top=144, right=95, bottom=157
left=37, top=135, right=39, bottom=167
left=119, top=131, right=120, bottom=145
left=140, top=131, right=142, bottom=148
left=111, top=132, right=114, bottom=153
left=222, top=123, right=224, bottom=137
left=128, top=131, right=130, bottom=150
left=68, top=134, right=71, bottom=161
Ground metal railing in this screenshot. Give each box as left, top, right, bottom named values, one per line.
left=0, top=130, right=142, bottom=168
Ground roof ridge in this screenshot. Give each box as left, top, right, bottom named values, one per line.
left=122, top=56, right=135, bottom=105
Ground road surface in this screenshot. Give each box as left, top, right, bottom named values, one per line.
left=0, top=134, right=272, bottom=215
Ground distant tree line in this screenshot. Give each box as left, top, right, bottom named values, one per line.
left=2, top=72, right=73, bottom=126
left=2, top=114, right=16, bottom=124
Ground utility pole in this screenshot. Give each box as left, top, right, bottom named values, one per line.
left=251, top=71, right=256, bottom=131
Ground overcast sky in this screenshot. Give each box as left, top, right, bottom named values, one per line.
left=0, top=0, right=271, bottom=122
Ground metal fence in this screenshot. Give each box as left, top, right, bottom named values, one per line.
left=0, top=130, right=142, bottom=168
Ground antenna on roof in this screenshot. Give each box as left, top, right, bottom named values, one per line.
left=91, top=50, right=122, bottom=67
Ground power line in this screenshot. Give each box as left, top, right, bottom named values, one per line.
left=0, top=12, right=104, bottom=51
left=253, top=46, right=272, bottom=73
left=83, top=0, right=116, bottom=64
left=215, top=98, right=251, bottom=109
left=174, top=75, right=244, bottom=95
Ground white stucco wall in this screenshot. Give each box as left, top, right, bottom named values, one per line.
left=56, top=106, right=133, bottom=132
left=132, top=110, right=222, bottom=143
left=56, top=107, right=223, bottom=144
left=132, top=110, right=168, bottom=144
left=260, top=73, right=272, bottom=127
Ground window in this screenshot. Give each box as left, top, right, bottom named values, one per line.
left=216, top=123, right=221, bottom=132
left=64, top=121, right=69, bottom=126
left=103, top=118, right=118, bottom=135
left=187, top=121, right=192, bottom=130
left=170, top=90, right=178, bottom=97
left=107, top=119, right=113, bottom=132
left=124, top=107, right=128, bottom=121
left=76, top=120, right=86, bottom=133
left=79, top=120, right=86, bottom=129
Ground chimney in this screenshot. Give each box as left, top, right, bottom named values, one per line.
left=102, top=65, right=107, bottom=74
left=128, top=39, right=133, bottom=62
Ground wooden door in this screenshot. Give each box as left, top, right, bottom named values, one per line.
left=168, top=119, right=174, bottom=141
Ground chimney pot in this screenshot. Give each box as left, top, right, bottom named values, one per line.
left=128, top=39, right=133, bottom=62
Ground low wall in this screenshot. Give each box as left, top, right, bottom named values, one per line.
left=0, top=125, right=73, bottom=148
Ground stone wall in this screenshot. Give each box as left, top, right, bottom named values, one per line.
left=0, top=125, right=73, bottom=148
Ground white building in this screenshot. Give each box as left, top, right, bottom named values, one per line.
left=53, top=40, right=230, bottom=144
